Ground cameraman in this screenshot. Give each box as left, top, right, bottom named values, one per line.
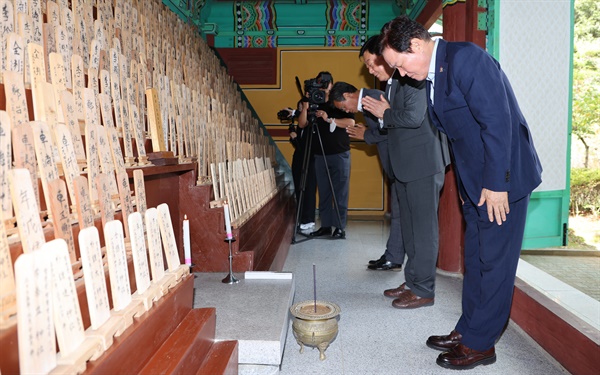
left=298, top=71, right=355, bottom=239
left=281, top=100, right=317, bottom=233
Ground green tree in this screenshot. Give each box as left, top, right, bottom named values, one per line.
left=573, top=0, right=600, bottom=168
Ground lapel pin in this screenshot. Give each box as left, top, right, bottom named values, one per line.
left=440, top=66, right=444, bottom=73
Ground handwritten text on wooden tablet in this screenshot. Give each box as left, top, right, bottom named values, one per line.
left=78, top=226, right=111, bottom=330
left=8, top=169, right=45, bottom=253
left=128, top=212, right=151, bottom=294
left=15, top=248, right=57, bottom=374
left=145, top=207, right=165, bottom=282
left=48, top=239, right=86, bottom=357
left=103, top=220, right=132, bottom=311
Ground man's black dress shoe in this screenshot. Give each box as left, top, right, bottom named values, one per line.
left=436, top=343, right=496, bottom=369
left=331, top=228, right=345, bottom=239
left=309, top=227, right=332, bottom=237
left=426, top=330, right=462, bottom=351
left=368, top=254, right=386, bottom=265
left=367, top=260, right=402, bottom=271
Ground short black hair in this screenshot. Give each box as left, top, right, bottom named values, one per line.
left=379, top=16, right=431, bottom=53
left=329, top=81, right=358, bottom=103
left=317, top=71, right=333, bottom=84
left=359, top=35, right=380, bottom=58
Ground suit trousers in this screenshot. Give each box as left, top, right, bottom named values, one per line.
left=396, top=171, right=444, bottom=299
left=456, top=195, right=530, bottom=351
left=384, top=180, right=405, bottom=264
left=314, top=151, right=350, bottom=229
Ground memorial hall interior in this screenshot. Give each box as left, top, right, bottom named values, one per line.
left=0, top=1, right=595, bottom=375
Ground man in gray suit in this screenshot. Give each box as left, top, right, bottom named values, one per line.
left=329, top=82, right=403, bottom=272
left=350, top=35, right=450, bottom=309
left=372, top=77, right=449, bottom=309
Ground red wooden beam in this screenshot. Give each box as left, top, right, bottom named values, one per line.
left=416, top=0, right=443, bottom=29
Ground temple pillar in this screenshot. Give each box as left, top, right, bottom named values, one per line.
left=436, top=1, right=487, bottom=273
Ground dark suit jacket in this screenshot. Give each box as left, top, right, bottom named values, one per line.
left=428, top=40, right=542, bottom=204
left=382, top=77, right=449, bottom=183
left=361, top=88, right=393, bottom=178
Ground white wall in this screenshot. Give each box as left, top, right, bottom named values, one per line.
left=499, top=0, right=572, bottom=192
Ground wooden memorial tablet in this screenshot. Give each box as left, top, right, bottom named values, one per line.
left=28, top=42, right=48, bottom=122
left=103, top=220, right=145, bottom=325
left=128, top=212, right=162, bottom=309
left=89, top=38, right=100, bottom=71
left=106, top=126, right=126, bottom=172
left=115, top=170, right=134, bottom=239
left=30, top=121, right=60, bottom=217
left=144, top=207, right=176, bottom=294
left=16, top=14, right=33, bottom=85
left=54, top=123, right=81, bottom=211
left=210, top=163, right=219, bottom=200
left=146, top=87, right=167, bottom=152
left=48, top=239, right=103, bottom=371
left=157, top=203, right=188, bottom=280
left=78, top=226, right=127, bottom=348
left=71, top=54, right=85, bottom=120
left=47, top=178, right=77, bottom=263
left=8, top=168, right=46, bottom=253
left=0, top=0, right=15, bottom=79
left=129, top=105, right=149, bottom=167
left=48, top=52, right=68, bottom=122
left=0, top=216, right=16, bottom=327
left=83, top=88, right=101, bottom=207
left=87, top=66, right=99, bottom=98
left=60, top=90, right=87, bottom=167
left=0, top=112, right=12, bottom=221
left=120, top=96, right=136, bottom=167
left=14, top=247, right=57, bottom=374
left=73, top=175, right=94, bottom=229
left=95, top=123, right=119, bottom=197
left=96, top=173, right=115, bottom=229
left=99, top=69, right=110, bottom=96
left=6, top=32, right=24, bottom=75
left=54, top=25, right=72, bottom=89
left=133, top=169, right=147, bottom=216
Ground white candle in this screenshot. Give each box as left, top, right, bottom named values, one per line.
left=183, top=214, right=191, bottom=266
left=223, top=201, right=233, bottom=239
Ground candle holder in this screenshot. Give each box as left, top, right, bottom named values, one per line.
left=222, top=237, right=239, bottom=284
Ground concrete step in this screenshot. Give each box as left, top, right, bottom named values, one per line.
left=193, top=272, right=295, bottom=374
left=139, top=308, right=216, bottom=375
left=196, top=340, right=239, bottom=375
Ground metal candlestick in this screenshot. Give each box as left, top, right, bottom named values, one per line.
left=222, top=237, right=239, bottom=284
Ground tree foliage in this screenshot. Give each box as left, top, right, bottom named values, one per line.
left=574, top=0, right=600, bottom=41
left=573, top=0, right=600, bottom=168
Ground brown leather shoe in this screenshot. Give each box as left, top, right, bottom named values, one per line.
left=436, top=343, right=496, bottom=369
left=391, top=290, right=434, bottom=309
left=383, top=283, right=407, bottom=298
left=426, top=330, right=462, bottom=351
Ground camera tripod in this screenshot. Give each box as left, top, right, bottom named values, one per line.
left=291, top=108, right=345, bottom=244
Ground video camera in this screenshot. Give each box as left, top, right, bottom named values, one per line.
left=303, top=73, right=332, bottom=105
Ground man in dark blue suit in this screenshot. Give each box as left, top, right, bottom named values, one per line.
left=379, top=16, right=543, bottom=370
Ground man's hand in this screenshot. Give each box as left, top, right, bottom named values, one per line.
left=478, top=188, right=509, bottom=225
left=362, top=94, right=390, bottom=119
left=316, top=109, right=329, bottom=122
left=346, top=124, right=366, bottom=140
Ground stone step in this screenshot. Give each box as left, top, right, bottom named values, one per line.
left=139, top=308, right=216, bottom=375
left=193, top=272, right=295, bottom=374
left=196, top=340, right=239, bottom=375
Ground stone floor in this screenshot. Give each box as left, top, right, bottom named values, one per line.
left=520, top=254, right=600, bottom=301
left=277, top=217, right=570, bottom=375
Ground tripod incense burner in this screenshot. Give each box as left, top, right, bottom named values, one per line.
left=289, top=300, right=341, bottom=361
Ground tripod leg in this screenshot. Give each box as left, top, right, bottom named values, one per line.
left=292, top=126, right=315, bottom=243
